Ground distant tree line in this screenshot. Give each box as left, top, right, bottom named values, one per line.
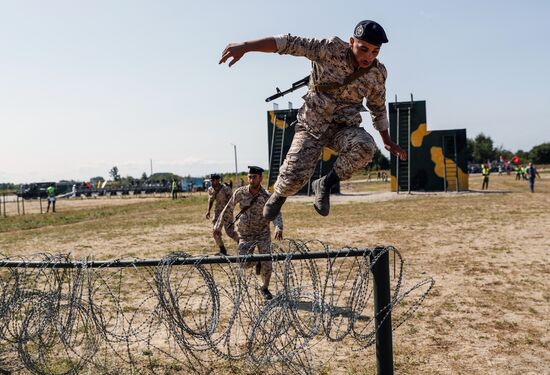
left=102, top=166, right=185, bottom=188
left=467, top=134, right=550, bottom=164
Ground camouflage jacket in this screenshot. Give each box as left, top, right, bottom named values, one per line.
left=208, top=184, right=233, bottom=217
left=214, top=186, right=283, bottom=240
left=274, top=34, right=389, bottom=138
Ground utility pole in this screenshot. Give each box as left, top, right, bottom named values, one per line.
left=150, top=159, right=153, bottom=177
left=231, top=144, right=238, bottom=190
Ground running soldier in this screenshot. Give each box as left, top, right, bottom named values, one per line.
left=220, top=20, right=407, bottom=219
left=213, top=166, right=283, bottom=300
left=206, top=174, right=239, bottom=255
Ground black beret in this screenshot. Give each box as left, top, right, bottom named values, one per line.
left=353, top=20, right=388, bottom=45
left=210, top=173, right=221, bottom=180
left=247, top=166, right=264, bottom=175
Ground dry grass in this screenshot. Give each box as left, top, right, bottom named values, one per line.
left=0, top=173, right=548, bottom=374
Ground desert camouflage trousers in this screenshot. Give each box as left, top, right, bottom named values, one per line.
left=212, top=214, right=239, bottom=247
left=238, top=237, right=272, bottom=287
left=274, top=124, right=376, bottom=196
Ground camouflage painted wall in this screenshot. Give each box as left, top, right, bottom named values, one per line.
left=389, top=100, right=468, bottom=191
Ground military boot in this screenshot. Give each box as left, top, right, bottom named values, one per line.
left=312, top=170, right=339, bottom=217
left=261, top=287, right=273, bottom=300
left=218, top=246, right=227, bottom=256
left=262, top=193, right=286, bottom=221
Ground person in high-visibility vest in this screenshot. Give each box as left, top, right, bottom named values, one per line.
left=46, top=184, right=56, bottom=213
left=515, top=165, right=521, bottom=180
left=481, top=164, right=490, bottom=190
left=171, top=179, right=178, bottom=200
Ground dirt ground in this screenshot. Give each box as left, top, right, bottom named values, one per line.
left=0, top=173, right=548, bottom=374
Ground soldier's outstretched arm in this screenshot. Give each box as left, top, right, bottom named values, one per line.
left=272, top=212, right=283, bottom=241
left=213, top=194, right=236, bottom=234
left=219, top=38, right=278, bottom=67
left=206, top=192, right=214, bottom=219
left=380, top=130, right=407, bottom=161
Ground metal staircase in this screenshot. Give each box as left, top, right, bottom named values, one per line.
left=442, top=135, right=459, bottom=191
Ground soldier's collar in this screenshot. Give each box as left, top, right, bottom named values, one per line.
left=247, top=185, right=263, bottom=195
left=345, top=48, right=359, bottom=69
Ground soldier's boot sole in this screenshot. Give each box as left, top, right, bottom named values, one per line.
left=263, top=193, right=287, bottom=221
left=261, top=288, right=273, bottom=300
left=312, top=177, right=330, bottom=216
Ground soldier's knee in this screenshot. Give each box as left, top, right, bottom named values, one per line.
left=351, top=133, right=376, bottom=160
left=260, top=261, right=273, bottom=275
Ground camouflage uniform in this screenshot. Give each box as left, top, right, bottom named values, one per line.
left=214, top=186, right=283, bottom=284
left=208, top=184, right=239, bottom=247
left=273, top=35, right=388, bottom=196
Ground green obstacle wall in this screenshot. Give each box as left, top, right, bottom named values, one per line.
left=266, top=109, right=339, bottom=195
left=389, top=100, right=468, bottom=192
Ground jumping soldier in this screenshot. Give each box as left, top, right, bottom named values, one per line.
left=213, top=166, right=283, bottom=300
left=219, top=20, right=407, bottom=219
left=206, top=174, right=239, bottom=255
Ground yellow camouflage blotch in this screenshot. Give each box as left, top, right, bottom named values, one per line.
left=411, top=123, right=430, bottom=147
left=269, top=112, right=289, bottom=130
left=430, top=147, right=469, bottom=190
left=321, top=147, right=338, bottom=161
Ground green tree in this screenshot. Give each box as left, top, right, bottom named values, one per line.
left=370, top=149, right=390, bottom=170
left=466, top=138, right=476, bottom=162
left=141, top=172, right=148, bottom=181
left=109, top=166, right=120, bottom=181
left=472, top=133, right=496, bottom=163
left=529, top=142, right=550, bottom=164
left=515, top=149, right=529, bottom=164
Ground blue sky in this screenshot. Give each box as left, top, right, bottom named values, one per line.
left=1, top=0, right=548, bottom=183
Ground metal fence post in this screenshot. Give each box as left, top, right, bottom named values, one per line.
left=371, top=247, right=394, bottom=375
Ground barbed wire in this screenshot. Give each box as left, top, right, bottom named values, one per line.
left=0, top=241, right=434, bottom=374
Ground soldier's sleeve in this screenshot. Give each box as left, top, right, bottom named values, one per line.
left=224, top=186, right=233, bottom=201
left=274, top=34, right=332, bottom=62
left=207, top=187, right=214, bottom=205
left=271, top=207, right=283, bottom=231
left=366, top=64, right=389, bottom=132
left=214, top=190, right=237, bottom=232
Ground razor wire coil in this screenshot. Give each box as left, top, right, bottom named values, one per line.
left=0, top=241, right=434, bottom=375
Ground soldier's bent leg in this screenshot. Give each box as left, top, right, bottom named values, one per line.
left=274, top=127, right=323, bottom=197
left=264, top=127, right=323, bottom=220
left=212, top=222, right=227, bottom=254
left=238, top=240, right=257, bottom=270
left=328, top=126, right=376, bottom=180
left=257, top=239, right=273, bottom=292
left=224, top=221, right=240, bottom=243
